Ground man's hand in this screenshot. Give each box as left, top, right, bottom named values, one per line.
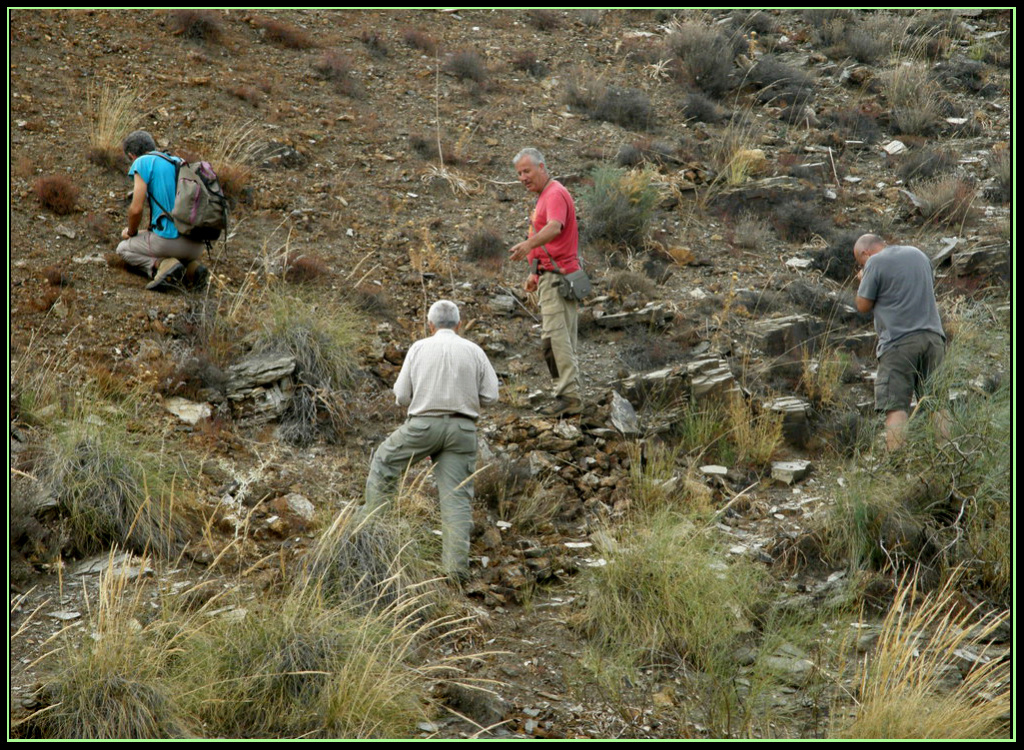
left=509, top=241, right=531, bottom=262
left=524, top=273, right=539, bottom=293
left=121, top=227, right=134, bottom=240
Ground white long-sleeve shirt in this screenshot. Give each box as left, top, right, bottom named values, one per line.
left=393, top=329, right=499, bottom=419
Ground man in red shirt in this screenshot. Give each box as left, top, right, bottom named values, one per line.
left=509, top=148, right=582, bottom=416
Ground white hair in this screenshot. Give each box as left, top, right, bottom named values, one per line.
left=513, top=147, right=545, bottom=168
left=428, top=299, right=460, bottom=329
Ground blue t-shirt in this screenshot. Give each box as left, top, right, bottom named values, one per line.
left=129, top=152, right=180, bottom=239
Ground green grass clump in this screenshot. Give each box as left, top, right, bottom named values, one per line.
left=580, top=510, right=766, bottom=671
left=580, top=166, right=660, bottom=253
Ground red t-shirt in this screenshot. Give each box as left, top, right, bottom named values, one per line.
left=528, top=179, right=579, bottom=273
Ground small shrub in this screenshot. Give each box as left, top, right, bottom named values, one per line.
left=207, top=119, right=262, bottom=204
left=41, top=263, right=72, bottom=287
left=228, top=84, right=262, bottom=105
left=358, top=29, right=389, bottom=58
left=731, top=10, right=777, bottom=35
left=731, top=212, right=771, bottom=250
left=607, top=271, right=657, bottom=300
left=614, top=138, right=673, bottom=167
left=254, top=16, right=317, bottom=49
left=580, top=166, right=660, bottom=252
left=665, top=23, right=738, bottom=98
left=35, top=174, right=79, bottom=215
left=401, top=28, right=438, bottom=55
left=315, top=50, right=363, bottom=97
left=800, top=347, right=848, bottom=408
left=897, top=147, right=958, bottom=184
left=283, top=252, right=332, bottom=283
left=682, top=92, right=724, bottom=123
left=590, top=85, right=654, bottom=130
left=772, top=199, right=832, bottom=242
left=526, top=9, right=560, bottom=31
left=168, top=9, right=224, bottom=43
left=476, top=459, right=535, bottom=519
left=824, top=107, right=882, bottom=145
left=578, top=9, right=602, bottom=28
left=914, top=175, right=977, bottom=227
left=512, top=50, right=548, bottom=78
left=746, top=55, right=815, bottom=107
left=810, top=229, right=861, bottom=282
left=446, top=50, right=487, bottom=82
left=464, top=227, right=505, bottom=266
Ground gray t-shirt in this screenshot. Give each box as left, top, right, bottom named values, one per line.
left=857, top=244, right=945, bottom=357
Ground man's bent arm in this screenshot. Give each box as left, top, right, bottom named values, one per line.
left=125, top=173, right=148, bottom=237
left=855, top=295, right=874, bottom=314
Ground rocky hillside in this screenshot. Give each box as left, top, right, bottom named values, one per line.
left=9, top=9, right=1013, bottom=739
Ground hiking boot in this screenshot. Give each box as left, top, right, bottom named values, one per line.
left=182, top=260, right=209, bottom=291
left=145, top=258, right=184, bottom=291
left=537, top=396, right=583, bottom=417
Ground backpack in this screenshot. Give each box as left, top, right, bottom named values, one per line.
left=148, top=151, right=229, bottom=243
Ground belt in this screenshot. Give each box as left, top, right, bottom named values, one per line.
left=410, top=413, right=477, bottom=422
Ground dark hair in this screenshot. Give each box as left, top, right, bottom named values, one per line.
left=123, top=130, right=157, bottom=159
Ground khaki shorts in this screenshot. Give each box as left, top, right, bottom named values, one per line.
left=875, top=331, right=945, bottom=413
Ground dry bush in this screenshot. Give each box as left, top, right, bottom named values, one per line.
left=810, top=229, right=862, bottom=282
left=253, top=16, right=317, bottom=49
left=168, top=9, right=224, bottom=43
left=566, top=72, right=654, bottom=131
left=746, top=55, right=815, bottom=107
left=446, top=50, right=488, bottom=82
left=84, top=83, right=137, bottom=170
left=835, top=573, right=1011, bottom=739
left=705, top=118, right=763, bottom=188
left=228, top=84, right=262, bottom=105
left=731, top=212, right=771, bottom=250
left=682, top=92, right=725, bottom=123
left=607, top=271, right=657, bottom=300
left=614, top=138, right=673, bottom=168
left=35, top=174, right=80, bottom=215
left=897, top=147, right=958, bottom=184
left=315, top=50, right=363, bottom=97
left=464, top=226, right=505, bottom=268
left=358, top=29, right=389, bottom=58
left=772, top=199, right=832, bottom=243
left=29, top=286, right=66, bottom=313
left=41, top=264, right=72, bottom=287
left=408, top=134, right=462, bottom=165
left=824, top=108, right=882, bottom=146
left=526, top=9, right=560, bottom=31
left=206, top=119, right=262, bottom=204
left=578, top=9, right=602, bottom=27
left=401, top=28, right=438, bottom=55
left=512, top=50, right=548, bottom=78
left=800, top=347, right=848, bottom=409
left=914, top=175, right=977, bottom=227
left=665, top=22, right=739, bottom=98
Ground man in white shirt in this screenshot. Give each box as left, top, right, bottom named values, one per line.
left=361, top=300, right=499, bottom=582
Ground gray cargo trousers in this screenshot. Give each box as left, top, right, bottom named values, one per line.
left=361, top=414, right=477, bottom=577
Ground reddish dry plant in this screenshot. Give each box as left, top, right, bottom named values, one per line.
left=85, top=213, right=111, bottom=242
left=254, top=17, right=316, bottom=50
left=526, top=9, right=560, bottom=31
left=228, top=84, right=263, bottom=105
left=215, top=163, right=252, bottom=203
left=41, top=264, right=72, bottom=287
left=86, top=145, right=125, bottom=171
left=446, top=50, right=488, bottom=82
left=30, top=287, right=75, bottom=313
left=168, top=9, right=224, bottom=43
left=34, top=175, right=79, bottom=215
left=283, top=252, right=331, bottom=283
left=314, top=50, right=362, bottom=97
left=358, top=30, right=389, bottom=58
left=401, top=28, right=438, bottom=56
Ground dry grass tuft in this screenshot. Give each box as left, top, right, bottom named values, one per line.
left=727, top=393, right=783, bottom=468
left=84, top=83, right=138, bottom=170
left=446, top=49, right=488, bottom=82
left=402, top=28, right=438, bottom=56
left=835, top=572, right=1011, bottom=739
left=34, top=174, right=80, bottom=215
left=283, top=252, right=332, bottom=284
left=914, top=175, right=977, bottom=228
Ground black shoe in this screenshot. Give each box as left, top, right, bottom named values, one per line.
left=182, top=260, right=209, bottom=291
left=538, top=397, right=583, bottom=417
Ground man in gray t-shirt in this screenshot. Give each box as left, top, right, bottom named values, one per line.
left=854, top=234, right=946, bottom=450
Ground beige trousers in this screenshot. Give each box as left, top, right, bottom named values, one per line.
left=116, top=231, right=204, bottom=276
left=538, top=273, right=581, bottom=399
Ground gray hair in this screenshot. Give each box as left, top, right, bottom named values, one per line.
left=853, top=233, right=885, bottom=264
left=428, top=300, right=460, bottom=329
left=123, top=130, right=157, bottom=159
left=513, top=147, right=545, bottom=168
